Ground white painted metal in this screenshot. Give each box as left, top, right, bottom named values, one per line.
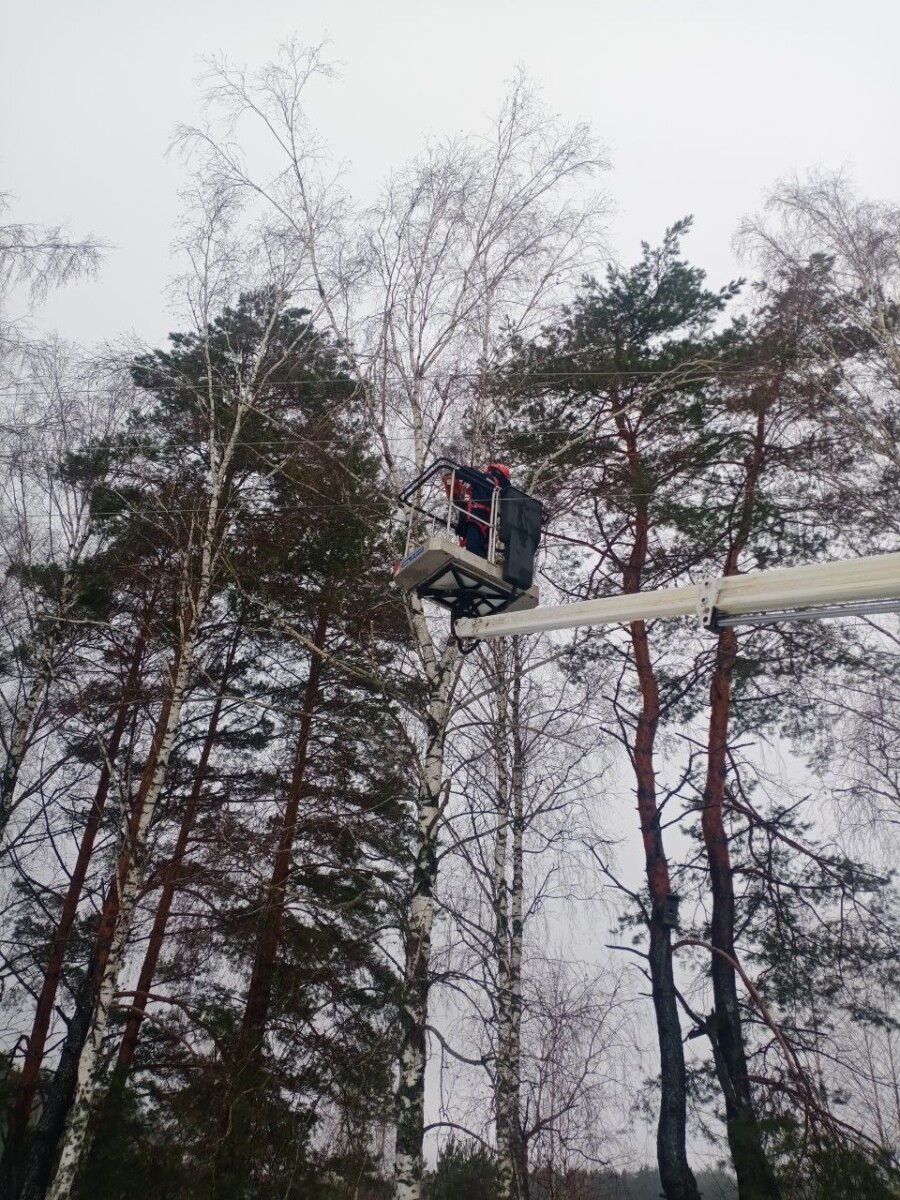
left=487, top=486, right=500, bottom=563
left=453, top=551, right=900, bottom=640
left=393, top=534, right=540, bottom=614
left=403, top=464, right=506, bottom=570
left=715, top=597, right=900, bottom=627
left=696, top=577, right=722, bottom=631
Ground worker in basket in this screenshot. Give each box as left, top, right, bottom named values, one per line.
left=444, top=462, right=511, bottom=558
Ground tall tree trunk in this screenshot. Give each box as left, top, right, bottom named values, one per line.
left=493, top=651, right=515, bottom=1200
left=630, top=616, right=699, bottom=1200
left=393, top=664, right=452, bottom=1200
left=494, top=641, right=528, bottom=1200
left=2, top=632, right=147, bottom=1192
left=43, top=376, right=247, bottom=1193
left=16, top=968, right=98, bottom=1200
left=508, top=649, right=528, bottom=1198
left=698, top=403, right=780, bottom=1199
left=37, top=631, right=196, bottom=1200
left=212, top=606, right=329, bottom=1198
left=40, top=302, right=257, bottom=1197
left=114, top=616, right=243, bottom=1077
left=616, top=411, right=699, bottom=1200
left=14, top=667, right=182, bottom=1200
left=702, top=627, right=781, bottom=1200
left=241, top=605, right=328, bottom=1038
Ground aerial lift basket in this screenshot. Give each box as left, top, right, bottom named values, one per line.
left=393, top=459, right=543, bottom=621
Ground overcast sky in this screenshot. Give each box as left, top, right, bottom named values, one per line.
left=3, top=0, right=899, bottom=351
left=4, top=4, right=896, bottom=1168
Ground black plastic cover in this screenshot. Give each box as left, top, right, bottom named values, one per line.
left=499, top=488, right=543, bottom=591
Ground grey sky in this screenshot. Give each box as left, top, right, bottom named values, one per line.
left=4, top=3, right=897, bottom=1171
left=4, top=0, right=899, bottom=348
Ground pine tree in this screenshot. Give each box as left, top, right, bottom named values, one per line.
left=494, top=220, right=743, bottom=1200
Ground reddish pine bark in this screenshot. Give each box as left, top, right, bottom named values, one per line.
left=240, top=604, right=328, bottom=1040
left=702, top=629, right=780, bottom=1200
left=616, top=410, right=700, bottom=1200
left=14, top=648, right=186, bottom=1200
left=699, top=404, right=780, bottom=1199
left=115, top=618, right=243, bottom=1073
left=630, top=615, right=699, bottom=1200
left=5, top=632, right=147, bottom=1172
left=213, top=607, right=329, bottom=1197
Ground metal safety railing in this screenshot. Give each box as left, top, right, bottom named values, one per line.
left=398, top=459, right=503, bottom=565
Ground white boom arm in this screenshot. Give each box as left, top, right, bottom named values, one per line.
left=452, top=551, right=900, bottom=641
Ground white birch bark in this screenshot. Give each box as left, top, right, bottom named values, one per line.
left=44, top=515, right=221, bottom=1198
left=43, top=225, right=277, bottom=1190
left=176, top=55, right=608, bottom=1199
left=394, top=634, right=455, bottom=1200
left=493, top=641, right=527, bottom=1200
left=0, top=631, right=58, bottom=834
left=491, top=648, right=516, bottom=1199
left=507, top=645, right=526, bottom=1195
left=45, top=634, right=196, bottom=1200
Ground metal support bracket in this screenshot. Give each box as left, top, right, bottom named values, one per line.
left=696, top=577, right=723, bottom=634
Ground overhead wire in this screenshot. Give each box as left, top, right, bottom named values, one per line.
left=1, top=353, right=798, bottom=547
left=0, top=361, right=790, bottom=396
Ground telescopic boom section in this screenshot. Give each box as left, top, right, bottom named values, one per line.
left=452, top=551, right=900, bottom=640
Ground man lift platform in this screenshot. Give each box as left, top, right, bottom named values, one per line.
left=393, top=459, right=544, bottom=621
left=394, top=460, right=900, bottom=642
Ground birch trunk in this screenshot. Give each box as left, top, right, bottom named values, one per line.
left=492, top=652, right=516, bottom=1200
left=176, top=66, right=606, bottom=1198
left=45, top=630, right=198, bottom=1200
left=508, top=645, right=527, bottom=1197
left=43, top=320, right=256, bottom=1193
left=16, top=969, right=98, bottom=1200
left=393, top=602, right=455, bottom=1200
left=494, top=641, right=528, bottom=1200
left=15, top=653, right=185, bottom=1200
left=3, top=632, right=147, bottom=1185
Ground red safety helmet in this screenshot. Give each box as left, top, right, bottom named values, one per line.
left=487, top=462, right=510, bottom=482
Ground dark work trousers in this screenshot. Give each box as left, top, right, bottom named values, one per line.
left=465, top=519, right=489, bottom=557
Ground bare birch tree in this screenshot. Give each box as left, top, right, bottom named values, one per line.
left=0, top=194, right=104, bottom=375
left=176, top=41, right=609, bottom=1199
left=430, top=630, right=617, bottom=1199
left=0, top=198, right=110, bottom=883
left=0, top=341, right=134, bottom=853
left=0, top=197, right=103, bottom=307
left=738, top=170, right=900, bottom=545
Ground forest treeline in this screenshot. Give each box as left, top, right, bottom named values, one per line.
left=1, top=45, right=900, bottom=1200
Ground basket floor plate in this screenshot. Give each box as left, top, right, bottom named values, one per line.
left=394, top=535, right=539, bottom=613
